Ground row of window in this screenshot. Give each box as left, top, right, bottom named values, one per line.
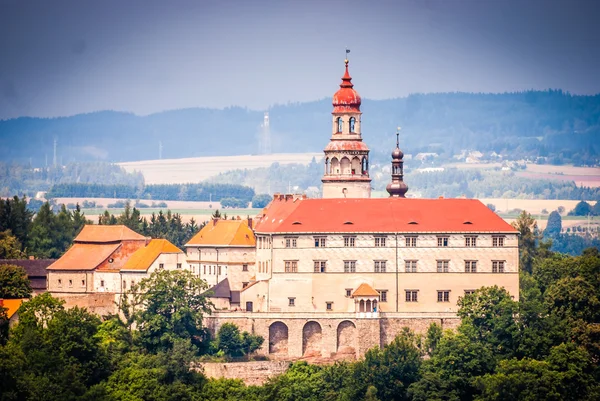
left=282, top=235, right=506, bottom=248
left=282, top=259, right=508, bottom=273
left=57, top=278, right=86, bottom=287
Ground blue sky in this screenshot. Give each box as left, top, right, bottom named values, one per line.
left=0, top=0, right=599, bottom=118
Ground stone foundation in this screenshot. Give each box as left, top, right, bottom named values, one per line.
left=195, top=361, right=290, bottom=386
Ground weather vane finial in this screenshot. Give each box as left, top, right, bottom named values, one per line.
left=396, top=126, right=401, bottom=147
left=345, top=47, right=350, bottom=64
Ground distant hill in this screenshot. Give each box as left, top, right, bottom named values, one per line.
left=1, top=90, right=598, bottom=166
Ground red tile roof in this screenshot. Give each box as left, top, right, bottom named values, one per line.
left=121, top=239, right=182, bottom=271
left=324, top=140, right=369, bottom=152
left=75, top=225, right=146, bottom=243
left=0, top=299, right=25, bottom=319
left=186, top=219, right=255, bottom=247
left=47, top=243, right=121, bottom=271
left=254, top=197, right=516, bottom=233
left=352, top=283, right=380, bottom=297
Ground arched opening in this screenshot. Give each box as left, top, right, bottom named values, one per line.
left=351, top=156, right=361, bottom=175
left=336, top=320, right=357, bottom=358
left=302, top=321, right=323, bottom=357
left=366, top=299, right=372, bottom=312
left=331, top=157, right=340, bottom=174
left=325, top=157, right=329, bottom=175
left=340, top=157, right=350, bottom=175
left=359, top=299, right=365, bottom=312
left=349, top=117, right=356, bottom=133
left=362, top=157, right=368, bottom=174
left=337, top=117, right=343, bottom=133
left=269, top=322, right=289, bottom=355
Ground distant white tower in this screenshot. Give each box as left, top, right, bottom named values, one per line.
left=258, top=112, right=272, bottom=154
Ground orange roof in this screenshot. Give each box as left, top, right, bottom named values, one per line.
left=121, top=239, right=182, bottom=271
left=47, top=243, right=121, bottom=271
left=254, top=197, right=516, bottom=233
left=75, top=225, right=146, bottom=243
left=0, top=299, right=25, bottom=319
left=352, top=283, right=379, bottom=297
left=186, top=219, right=255, bottom=247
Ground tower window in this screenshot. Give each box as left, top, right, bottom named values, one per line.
left=337, top=117, right=343, bottom=132
left=349, top=117, right=356, bottom=133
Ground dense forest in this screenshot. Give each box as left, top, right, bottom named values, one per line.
left=1, top=212, right=599, bottom=400
left=1, top=91, right=599, bottom=165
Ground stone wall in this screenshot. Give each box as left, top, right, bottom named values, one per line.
left=195, top=361, right=290, bottom=386
left=54, top=292, right=117, bottom=316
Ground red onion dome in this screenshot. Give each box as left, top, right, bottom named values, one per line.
left=332, top=59, right=361, bottom=113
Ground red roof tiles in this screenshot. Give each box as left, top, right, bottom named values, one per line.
left=75, top=225, right=146, bottom=243
left=47, top=243, right=121, bottom=271
left=253, top=197, right=516, bottom=233
left=324, top=140, right=370, bottom=152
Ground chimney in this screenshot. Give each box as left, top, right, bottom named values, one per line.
left=247, top=217, right=253, bottom=228
left=285, top=194, right=293, bottom=201
left=29, top=255, right=35, bottom=260
left=213, top=218, right=218, bottom=226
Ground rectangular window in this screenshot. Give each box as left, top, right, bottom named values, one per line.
left=123, top=280, right=126, bottom=289
left=69, top=279, right=73, bottom=287
left=81, top=279, right=85, bottom=287
left=131, top=280, right=134, bottom=288
left=345, top=288, right=352, bottom=297
left=218, top=266, right=222, bottom=275
left=242, top=264, right=248, bottom=272
left=176, top=263, right=182, bottom=269
left=203, top=265, right=206, bottom=274
left=492, top=260, right=505, bottom=273
left=378, top=290, right=388, bottom=302
left=313, top=260, right=326, bottom=273
left=374, top=236, right=386, bottom=247
left=437, top=236, right=449, bottom=247
left=100, top=280, right=104, bottom=287
left=58, top=279, right=62, bottom=286
left=437, top=260, right=450, bottom=273
left=405, top=290, right=418, bottom=302
left=314, top=237, right=326, bottom=247
left=493, top=236, right=505, bottom=247
left=326, top=302, right=333, bottom=311
left=405, top=260, right=417, bottom=272
left=405, top=236, right=417, bottom=247
left=437, top=291, right=450, bottom=302
left=464, top=290, right=476, bottom=296
left=465, top=236, right=477, bottom=247
left=374, top=260, right=387, bottom=273
left=285, top=261, right=298, bottom=273
left=159, top=263, right=164, bottom=269
left=285, top=237, right=297, bottom=248
left=344, top=260, right=356, bottom=273
left=343, top=236, right=356, bottom=247
left=242, top=282, right=249, bottom=288
left=465, top=260, right=477, bottom=273
left=288, top=297, right=295, bottom=307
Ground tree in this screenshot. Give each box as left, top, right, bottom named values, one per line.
left=0, top=230, right=26, bottom=259
left=252, top=194, right=272, bottom=209
left=511, top=211, right=541, bottom=274
left=215, top=323, right=264, bottom=358
left=0, top=196, right=33, bottom=250
left=0, top=264, right=32, bottom=298
left=544, top=211, right=562, bottom=236
left=121, top=269, right=212, bottom=353
left=568, top=200, right=592, bottom=216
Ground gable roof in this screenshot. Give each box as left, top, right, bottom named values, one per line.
left=206, top=278, right=232, bottom=299
left=47, top=243, right=121, bottom=271
left=75, top=225, right=146, bottom=243
left=121, top=239, right=182, bottom=271
left=352, top=283, right=380, bottom=297
left=0, top=299, right=25, bottom=319
left=254, top=197, right=516, bottom=233
left=0, top=259, right=55, bottom=277
left=186, top=219, right=255, bottom=247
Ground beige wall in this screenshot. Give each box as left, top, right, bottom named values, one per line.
left=186, top=246, right=255, bottom=290
left=47, top=270, right=95, bottom=293
left=322, top=180, right=371, bottom=199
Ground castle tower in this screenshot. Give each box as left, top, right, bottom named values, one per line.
left=386, top=128, right=409, bottom=197
left=321, top=58, right=371, bottom=198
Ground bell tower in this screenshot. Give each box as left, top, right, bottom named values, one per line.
left=386, top=128, right=409, bottom=197
left=321, top=58, right=371, bottom=198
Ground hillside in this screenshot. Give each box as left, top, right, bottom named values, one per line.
left=1, top=90, right=599, bottom=166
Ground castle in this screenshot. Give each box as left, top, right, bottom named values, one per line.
left=47, top=58, right=519, bottom=359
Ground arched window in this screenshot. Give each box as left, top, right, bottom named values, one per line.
left=337, top=117, right=343, bottom=133
left=349, top=117, right=356, bottom=133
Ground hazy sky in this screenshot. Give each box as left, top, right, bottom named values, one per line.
left=1, top=0, right=599, bottom=119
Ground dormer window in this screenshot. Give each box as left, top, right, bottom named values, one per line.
left=337, top=117, right=343, bottom=133
left=349, top=117, right=356, bottom=133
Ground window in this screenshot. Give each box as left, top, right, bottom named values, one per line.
left=437, top=236, right=449, bottom=247
left=159, top=263, right=164, bottom=269
left=349, top=117, right=356, bottom=133
left=492, top=260, right=505, bottom=273
left=69, top=279, right=73, bottom=287
left=437, top=260, right=450, bottom=273
left=58, top=279, right=62, bottom=286
left=464, top=290, right=476, bottom=296
left=81, top=279, right=85, bottom=287
left=465, top=236, right=477, bottom=247
left=176, top=263, right=182, bottom=269
left=242, top=264, right=248, bottom=272
left=285, top=261, right=298, bottom=273
left=405, top=236, right=417, bottom=247
left=314, top=237, right=326, bottom=247
left=345, top=288, right=352, bottom=297
left=337, top=117, right=343, bottom=132
left=242, top=282, right=249, bottom=288
left=123, top=280, right=126, bottom=289
left=405, top=290, right=418, bottom=302
left=218, top=266, right=222, bottom=275
left=405, top=260, right=417, bottom=272
left=344, top=260, right=356, bottom=273
left=131, top=280, right=134, bottom=288
left=465, top=260, right=477, bottom=273
left=285, top=237, right=297, bottom=248
left=288, top=297, right=295, bottom=307
left=344, top=236, right=356, bottom=247
left=375, top=236, right=386, bottom=247
left=437, top=291, right=450, bottom=302
left=209, top=266, right=211, bottom=274
left=326, top=302, right=333, bottom=311
left=313, top=260, right=326, bottom=273
left=374, top=260, right=387, bottom=273
left=493, top=236, right=505, bottom=247
left=378, top=290, right=388, bottom=302
left=203, top=265, right=206, bottom=274
left=100, top=280, right=104, bottom=287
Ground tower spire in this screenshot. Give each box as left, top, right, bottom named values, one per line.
left=386, top=127, right=409, bottom=198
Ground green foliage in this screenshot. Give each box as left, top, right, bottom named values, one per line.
left=0, top=196, right=33, bottom=250
left=220, top=197, right=249, bottom=208
left=545, top=210, right=562, bottom=236
left=0, top=230, right=26, bottom=259
left=512, top=211, right=542, bottom=273
left=0, top=264, right=32, bottom=298
left=251, top=194, right=272, bottom=209
left=568, top=200, right=594, bottom=216
left=424, top=322, right=443, bottom=356
left=215, top=323, right=264, bottom=358
left=120, top=269, right=212, bottom=353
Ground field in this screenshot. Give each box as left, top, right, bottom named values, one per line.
left=118, top=153, right=322, bottom=184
